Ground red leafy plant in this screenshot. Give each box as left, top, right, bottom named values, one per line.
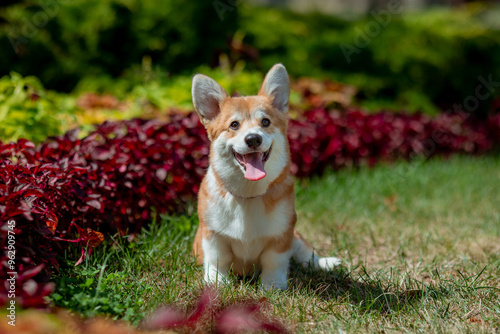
left=289, top=109, right=500, bottom=177
left=0, top=154, right=104, bottom=307
left=1, top=114, right=209, bottom=307
left=143, top=288, right=287, bottom=333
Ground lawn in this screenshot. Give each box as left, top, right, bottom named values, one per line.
left=50, top=154, right=500, bottom=333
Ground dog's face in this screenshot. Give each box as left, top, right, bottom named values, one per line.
left=192, top=64, right=290, bottom=193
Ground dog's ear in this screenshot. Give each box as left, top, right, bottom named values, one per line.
left=192, top=74, right=229, bottom=124
left=258, top=64, right=290, bottom=113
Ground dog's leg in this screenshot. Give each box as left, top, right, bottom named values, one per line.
left=260, top=249, right=292, bottom=290
left=202, top=236, right=232, bottom=285
left=292, top=231, right=341, bottom=270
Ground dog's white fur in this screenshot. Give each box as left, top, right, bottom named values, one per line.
left=192, top=64, right=340, bottom=290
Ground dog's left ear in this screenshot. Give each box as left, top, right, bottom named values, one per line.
left=258, top=64, right=290, bottom=113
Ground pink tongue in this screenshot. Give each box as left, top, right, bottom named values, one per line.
left=243, top=152, right=266, bottom=181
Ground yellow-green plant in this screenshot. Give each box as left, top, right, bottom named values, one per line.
left=0, top=73, right=76, bottom=143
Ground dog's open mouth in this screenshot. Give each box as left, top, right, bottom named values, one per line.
left=232, top=146, right=272, bottom=181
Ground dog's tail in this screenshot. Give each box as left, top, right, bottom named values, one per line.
left=291, top=230, right=341, bottom=270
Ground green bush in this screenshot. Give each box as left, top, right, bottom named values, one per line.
left=0, top=0, right=238, bottom=91
left=0, top=72, right=76, bottom=143
left=75, top=61, right=265, bottom=110
left=238, top=4, right=500, bottom=115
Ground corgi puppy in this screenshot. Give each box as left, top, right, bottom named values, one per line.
left=191, top=64, right=340, bottom=290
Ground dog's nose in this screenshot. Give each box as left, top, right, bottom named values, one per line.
left=245, top=134, right=263, bottom=148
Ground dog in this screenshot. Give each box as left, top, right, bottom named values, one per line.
left=191, top=64, right=340, bottom=290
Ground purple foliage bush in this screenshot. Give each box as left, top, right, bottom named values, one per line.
left=289, top=109, right=499, bottom=177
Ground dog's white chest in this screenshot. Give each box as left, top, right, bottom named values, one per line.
left=206, top=193, right=290, bottom=242
left=204, top=171, right=289, bottom=251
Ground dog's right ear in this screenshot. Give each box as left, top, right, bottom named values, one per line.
left=192, top=74, right=228, bottom=124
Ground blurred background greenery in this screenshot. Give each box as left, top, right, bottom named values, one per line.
left=1, top=0, right=500, bottom=141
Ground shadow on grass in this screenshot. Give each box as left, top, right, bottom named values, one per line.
left=287, top=263, right=424, bottom=315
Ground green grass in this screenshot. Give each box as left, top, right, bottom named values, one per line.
left=50, top=155, right=500, bottom=333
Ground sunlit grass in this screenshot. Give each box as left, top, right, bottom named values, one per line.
left=51, top=154, right=500, bottom=333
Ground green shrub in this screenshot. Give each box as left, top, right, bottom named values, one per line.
left=0, top=72, right=76, bottom=143
left=239, top=4, right=500, bottom=115
left=73, top=61, right=264, bottom=113
left=0, top=0, right=238, bottom=91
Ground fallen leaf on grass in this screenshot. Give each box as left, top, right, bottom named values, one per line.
left=468, top=317, right=482, bottom=323
left=384, top=195, right=398, bottom=212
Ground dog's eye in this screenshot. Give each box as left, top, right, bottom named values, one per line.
left=229, top=121, right=239, bottom=130
left=262, top=118, right=271, bottom=127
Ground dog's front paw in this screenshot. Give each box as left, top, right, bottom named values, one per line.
left=261, top=270, right=288, bottom=290
left=204, top=268, right=229, bottom=286
left=318, top=257, right=341, bottom=270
